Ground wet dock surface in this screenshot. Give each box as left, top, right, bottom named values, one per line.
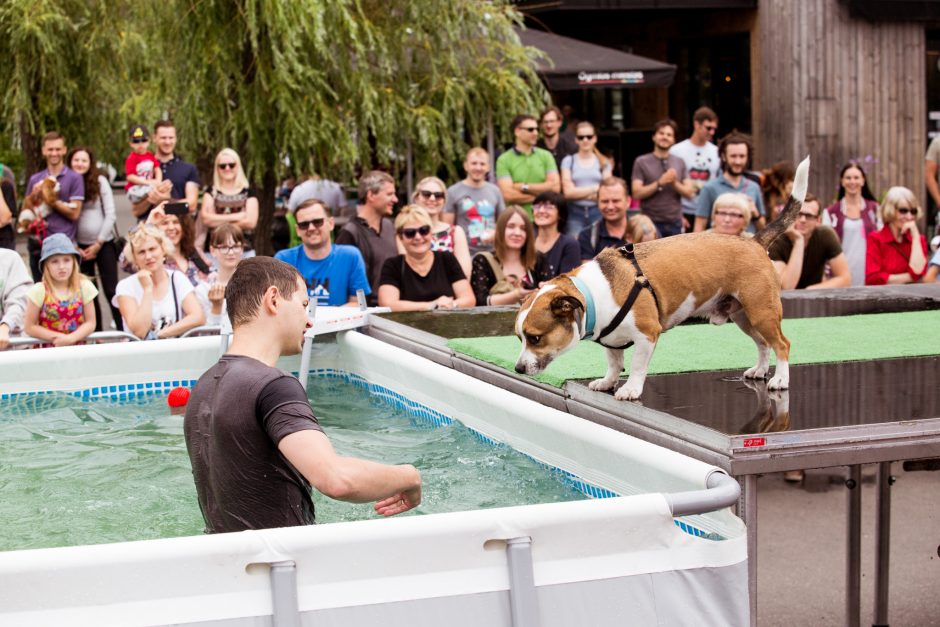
left=592, top=356, right=940, bottom=436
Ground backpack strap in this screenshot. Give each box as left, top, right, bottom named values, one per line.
left=481, top=251, right=506, bottom=284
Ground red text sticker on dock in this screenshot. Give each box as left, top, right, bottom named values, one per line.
left=743, top=437, right=766, bottom=448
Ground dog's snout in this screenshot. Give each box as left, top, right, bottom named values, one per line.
left=514, top=363, right=526, bottom=374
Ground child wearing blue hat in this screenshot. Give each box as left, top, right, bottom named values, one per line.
left=23, top=233, right=98, bottom=346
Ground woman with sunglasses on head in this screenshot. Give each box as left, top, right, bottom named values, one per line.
left=114, top=224, right=205, bottom=339
left=68, top=146, right=122, bottom=330
left=195, top=224, right=245, bottom=325
left=532, top=191, right=580, bottom=277
left=408, top=176, right=472, bottom=277
left=145, top=202, right=211, bottom=286
left=378, top=205, right=474, bottom=312
left=471, top=206, right=552, bottom=306
left=198, top=148, right=258, bottom=255
left=560, top=121, right=612, bottom=237
left=823, top=162, right=881, bottom=286
left=865, top=186, right=928, bottom=285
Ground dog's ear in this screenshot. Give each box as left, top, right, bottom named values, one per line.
left=550, top=295, right=583, bottom=318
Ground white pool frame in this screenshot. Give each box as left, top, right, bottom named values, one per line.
left=0, top=321, right=749, bottom=626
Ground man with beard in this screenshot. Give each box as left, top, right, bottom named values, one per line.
left=536, top=106, right=577, bottom=171
left=693, top=132, right=765, bottom=233
left=630, top=119, right=694, bottom=238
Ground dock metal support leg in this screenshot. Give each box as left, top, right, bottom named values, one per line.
left=873, top=461, right=893, bottom=627
left=741, top=474, right=758, bottom=627
left=506, top=537, right=540, bottom=627
left=846, top=465, right=862, bottom=627
left=270, top=560, right=300, bottom=627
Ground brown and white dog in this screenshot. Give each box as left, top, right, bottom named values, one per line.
left=17, top=176, right=59, bottom=233
left=514, top=157, right=809, bottom=401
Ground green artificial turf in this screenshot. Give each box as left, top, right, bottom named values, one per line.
left=447, top=311, right=940, bottom=388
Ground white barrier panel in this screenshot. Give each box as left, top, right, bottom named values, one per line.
left=0, top=496, right=746, bottom=626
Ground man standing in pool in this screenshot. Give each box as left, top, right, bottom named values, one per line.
left=184, top=257, right=421, bottom=533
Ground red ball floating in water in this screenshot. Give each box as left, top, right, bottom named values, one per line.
left=167, top=386, right=190, bottom=409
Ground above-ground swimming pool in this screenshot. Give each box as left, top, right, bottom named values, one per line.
left=0, top=313, right=749, bottom=626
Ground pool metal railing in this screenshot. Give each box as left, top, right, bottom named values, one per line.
left=8, top=330, right=141, bottom=348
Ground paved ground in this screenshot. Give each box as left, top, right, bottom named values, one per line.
left=11, top=192, right=940, bottom=625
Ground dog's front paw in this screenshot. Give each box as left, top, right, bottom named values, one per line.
left=614, top=381, right=643, bottom=401
left=588, top=377, right=617, bottom=392
left=767, top=373, right=789, bottom=390
left=743, top=365, right=768, bottom=380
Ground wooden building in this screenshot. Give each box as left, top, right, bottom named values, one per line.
left=518, top=0, right=940, bottom=210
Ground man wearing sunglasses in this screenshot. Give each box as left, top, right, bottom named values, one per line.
left=670, top=107, right=721, bottom=232
left=769, top=193, right=851, bottom=289
left=274, top=199, right=370, bottom=306
left=495, top=114, right=560, bottom=216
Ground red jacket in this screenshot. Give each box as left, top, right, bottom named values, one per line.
left=864, top=225, right=928, bottom=285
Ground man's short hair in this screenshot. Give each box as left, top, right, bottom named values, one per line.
left=225, top=257, right=303, bottom=328
left=357, top=170, right=395, bottom=204
left=693, top=107, right=718, bottom=124
left=599, top=176, right=629, bottom=197
left=510, top=114, right=537, bottom=132
left=294, top=198, right=332, bottom=217
left=653, top=119, right=679, bottom=136
left=718, top=131, right=753, bottom=159
left=466, top=146, right=489, bottom=161
left=802, top=192, right=819, bottom=209
left=41, top=131, right=64, bottom=146
left=540, top=106, right=563, bottom=122
left=153, top=120, right=176, bottom=133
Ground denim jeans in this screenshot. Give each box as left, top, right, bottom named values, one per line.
left=653, top=219, right=683, bottom=239
left=565, top=203, right=601, bottom=238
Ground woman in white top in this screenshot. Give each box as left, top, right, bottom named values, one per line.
left=822, top=162, right=880, bottom=287
left=195, top=224, right=245, bottom=325
left=69, top=146, right=121, bottom=330
left=561, top=121, right=613, bottom=237
left=114, top=224, right=204, bottom=339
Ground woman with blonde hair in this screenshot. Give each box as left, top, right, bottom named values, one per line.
left=708, top=192, right=753, bottom=237
left=865, top=186, right=927, bottom=285
left=470, top=206, right=552, bottom=306
left=114, top=224, right=205, bottom=339
left=198, top=148, right=259, bottom=254
left=378, top=205, right=474, bottom=312
left=408, top=176, right=472, bottom=276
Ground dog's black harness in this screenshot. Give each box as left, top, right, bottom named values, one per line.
left=593, top=244, right=659, bottom=350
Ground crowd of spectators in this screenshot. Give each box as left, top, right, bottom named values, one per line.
left=0, top=107, right=938, bottom=349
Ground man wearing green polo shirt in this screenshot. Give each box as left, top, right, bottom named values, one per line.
left=496, top=114, right=560, bottom=216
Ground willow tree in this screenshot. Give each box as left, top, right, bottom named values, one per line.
left=0, top=1, right=147, bottom=176
left=155, top=0, right=546, bottom=255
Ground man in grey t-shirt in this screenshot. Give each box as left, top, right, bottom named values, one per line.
left=445, top=147, right=505, bottom=254
left=184, top=257, right=421, bottom=533
left=630, top=119, right=694, bottom=238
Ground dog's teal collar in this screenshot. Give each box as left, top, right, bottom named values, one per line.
left=569, top=275, right=596, bottom=339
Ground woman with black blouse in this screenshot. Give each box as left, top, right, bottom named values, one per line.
left=378, top=205, right=475, bottom=312
left=470, top=206, right=553, bottom=306
left=532, top=191, right=580, bottom=277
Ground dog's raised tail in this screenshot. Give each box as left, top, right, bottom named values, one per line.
left=754, top=156, right=810, bottom=249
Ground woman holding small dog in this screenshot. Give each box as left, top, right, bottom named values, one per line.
left=470, top=206, right=552, bottom=306
left=114, top=224, right=205, bottom=339
left=378, top=205, right=474, bottom=312
left=864, top=186, right=927, bottom=285
left=23, top=233, right=97, bottom=347
left=69, top=147, right=121, bottom=330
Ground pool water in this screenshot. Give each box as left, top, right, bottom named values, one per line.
left=0, top=376, right=587, bottom=552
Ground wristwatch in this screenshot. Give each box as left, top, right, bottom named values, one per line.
left=522, top=183, right=530, bottom=193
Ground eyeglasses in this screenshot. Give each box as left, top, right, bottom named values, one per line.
left=297, top=218, right=327, bottom=230
left=213, top=244, right=243, bottom=254
left=533, top=203, right=558, bottom=212
left=896, top=207, right=917, bottom=216
left=131, top=138, right=149, bottom=144
left=715, top=210, right=745, bottom=219
left=519, top=126, right=539, bottom=133
left=400, top=225, right=432, bottom=239
left=797, top=212, right=819, bottom=220
left=418, top=189, right=445, bottom=200
left=217, top=162, right=237, bottom=170
left=703, top=125, right=718, bottom=132
left=576, top=135, right=595, bottom=140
